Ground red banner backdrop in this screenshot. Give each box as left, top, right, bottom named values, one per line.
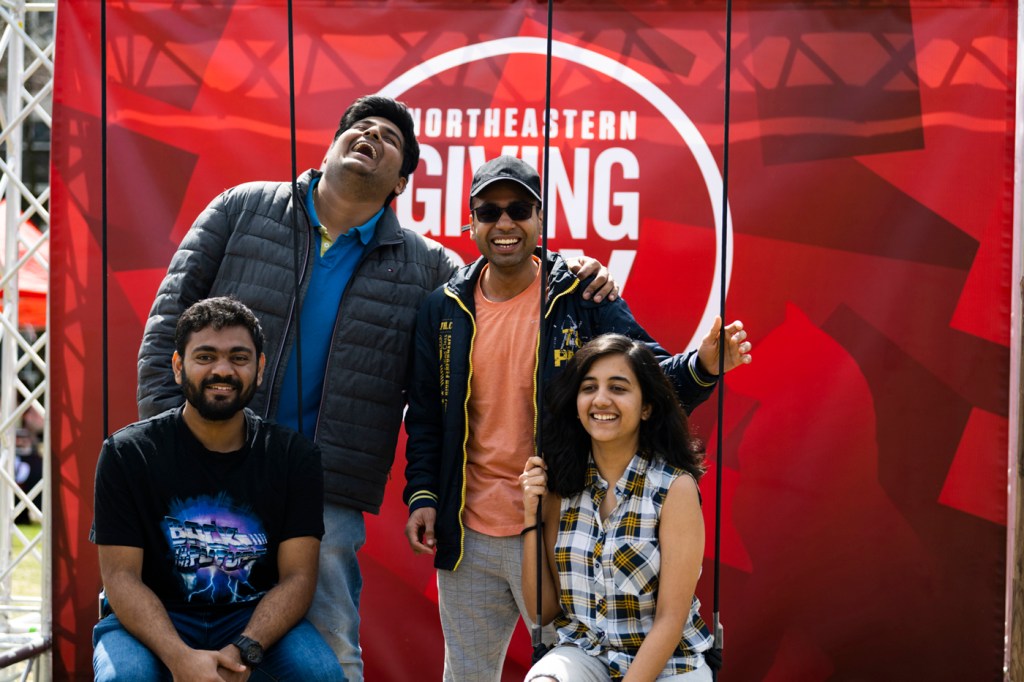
left=51, top=1, right=1015, bottom=679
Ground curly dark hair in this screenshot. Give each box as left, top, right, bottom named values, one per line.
left=174, top=296, right=265, bottom=358
left=335, top=95, right=420, bottom=180
left=543, top=334, right=705, bottom=497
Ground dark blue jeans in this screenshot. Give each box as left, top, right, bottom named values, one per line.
left=92, top=604, right=344, bottom=681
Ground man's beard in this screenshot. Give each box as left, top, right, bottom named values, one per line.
left=180, top=365, right=257, bottom=421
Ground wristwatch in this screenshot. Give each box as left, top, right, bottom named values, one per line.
left=232, top=634, right=264, bottom=667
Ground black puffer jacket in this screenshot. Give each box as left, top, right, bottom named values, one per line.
left=137, top=169, right=457, bottom=513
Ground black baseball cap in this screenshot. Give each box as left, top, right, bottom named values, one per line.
left=469, top=155, right=542, bottom=204
left=462, top=156, right=543, bottom=232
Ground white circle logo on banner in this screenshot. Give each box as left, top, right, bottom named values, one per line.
left=380, top=37, right=732, bottom=351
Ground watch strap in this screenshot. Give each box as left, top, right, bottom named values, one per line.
left=232, top=634, right=263, bottom=667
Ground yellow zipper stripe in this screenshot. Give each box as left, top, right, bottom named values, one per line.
left=545, top=278, right=579, bottom=319
left=688, top=355, right=719, bottom=388
left=409, top=491, right=438, bottom=505
left=445, top=287, right=476, bottom=572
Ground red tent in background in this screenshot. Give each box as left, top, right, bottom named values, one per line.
left=0, top=201, right=48, bottom=328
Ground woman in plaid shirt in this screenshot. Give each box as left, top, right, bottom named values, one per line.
left=520, top=334, right=714, bottom=681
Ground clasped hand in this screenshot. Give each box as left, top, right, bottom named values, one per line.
left=519, top=456, right=549, bottom=527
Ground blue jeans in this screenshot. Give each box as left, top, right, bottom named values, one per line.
left=306, top=502, right=365, bottom=682
left=92, top=606, right=343, bottom=681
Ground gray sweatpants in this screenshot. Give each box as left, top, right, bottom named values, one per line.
left=438, top=528, right=553, bottom=682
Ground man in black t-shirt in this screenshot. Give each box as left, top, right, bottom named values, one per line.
left=92, top=297, right=343, bottom=681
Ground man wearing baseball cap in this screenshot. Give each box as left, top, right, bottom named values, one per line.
left=403, top=155, right=752, bottom=680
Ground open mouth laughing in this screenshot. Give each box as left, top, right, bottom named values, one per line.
left=351, top=140, right=377, bottom=160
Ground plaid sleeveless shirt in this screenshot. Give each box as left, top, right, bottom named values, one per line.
left=552, top=453, right=712, bottom=679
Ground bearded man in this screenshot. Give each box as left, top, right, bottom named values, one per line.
left=93, top=297, right=343, bottom=681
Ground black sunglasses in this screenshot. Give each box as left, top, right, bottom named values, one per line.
left=470, top=201, right=537, bottom=223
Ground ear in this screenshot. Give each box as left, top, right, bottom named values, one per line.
left=256, top=353, right=266, bottom=387
left=321, top=140, right=337, bottom=170
left=393, top=176, right=408, bottom=197
left=172, top=351, right=184, bottom=386
left=641, top=404, right=652, bottom=421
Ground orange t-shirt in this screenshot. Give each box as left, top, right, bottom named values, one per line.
left=462, top=264, right=541, bottom=537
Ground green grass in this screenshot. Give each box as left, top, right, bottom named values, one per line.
left=12, top=523, right=42, bottom=601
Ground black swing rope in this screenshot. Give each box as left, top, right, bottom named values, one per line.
left=531, top=0, right=557, bottom=664
left=101, top=0, right=109, bottom=441
left=712, top=0, right=734, bottom=675
left=531, top=0, right=734, bottom=674
left=95, top=0, right=304, bottom=628
left=99, top=0, right=306, bottom=436
left=286, top=0, right=304, bottom=436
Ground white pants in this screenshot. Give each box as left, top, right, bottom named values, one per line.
left=525, top=645, right=713, bottom=682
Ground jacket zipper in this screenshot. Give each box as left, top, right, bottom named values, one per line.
left=445, top=286, right=477, bottom=572
left=311, top=230, right=404, bottom=442
left=266, top=198, right=312, bottom=419
left=449, top=270, right=579, bottom=571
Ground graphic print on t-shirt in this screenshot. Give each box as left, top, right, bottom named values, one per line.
left=161, top=493, right=268, bottom=604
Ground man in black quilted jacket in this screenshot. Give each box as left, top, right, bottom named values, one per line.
left=136, top=95, right=617, bottom=681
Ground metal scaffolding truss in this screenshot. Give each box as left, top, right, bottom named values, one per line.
left=0, top=0, right=53, bottom=679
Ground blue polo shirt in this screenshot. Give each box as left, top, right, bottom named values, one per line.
left=276, top=176, right=384, bottom=439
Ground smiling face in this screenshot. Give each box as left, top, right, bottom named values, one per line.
left=322, top=115, right=408, bottom=201
left=469, top=181, right=541, bottom=275
left=576, top=353, right=652, bottom=456
left=173, top=325, right=265, bottom=422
